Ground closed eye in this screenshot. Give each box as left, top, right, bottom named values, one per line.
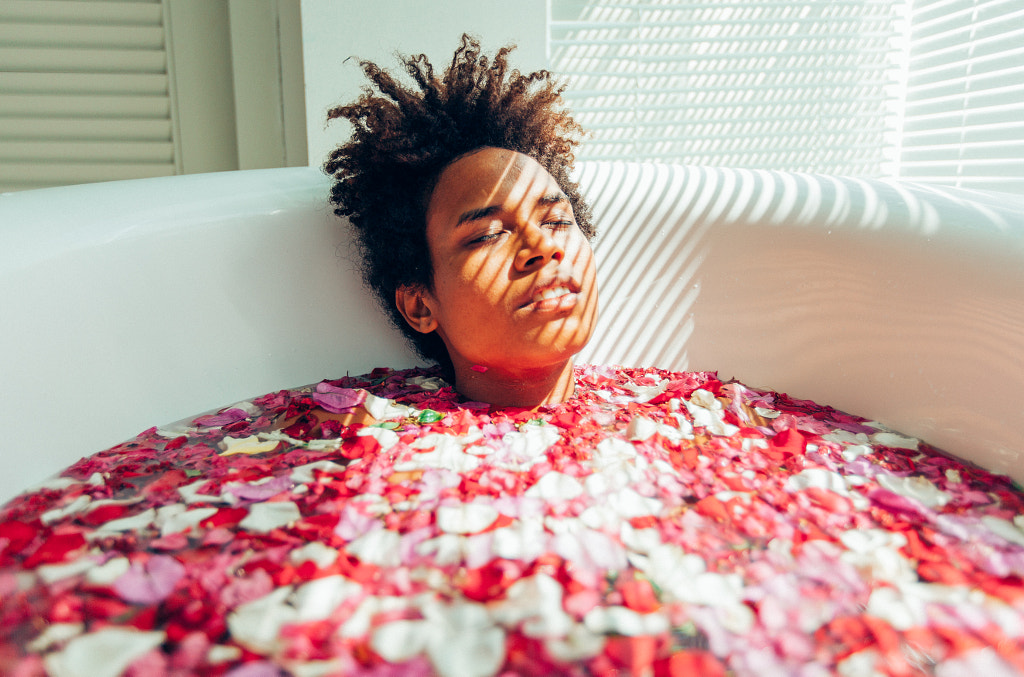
left=467, top=230, right=505, bottom=246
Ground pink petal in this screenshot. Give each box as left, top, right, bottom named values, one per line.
left=313, top=383, right=365, bottom=413
left=193, top=408, right=248, bottom=427
left=114, top=555, right=186, bottom=604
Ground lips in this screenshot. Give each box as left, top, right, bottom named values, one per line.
left=521, top=277, right=583, bottom=310
left=534, top=285, right=572, bottom=303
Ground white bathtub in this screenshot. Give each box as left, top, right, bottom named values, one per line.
left=2, top=164, right=1022, bottom=504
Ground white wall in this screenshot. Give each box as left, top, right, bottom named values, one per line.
left=300, top=0, right=546, bottom=169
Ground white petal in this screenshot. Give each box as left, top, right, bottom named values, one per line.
left=287, top=659, right=348, bottom=677
left=871, top=432, right=919, bottom=450
left=44, top=628, right=165, bottom=677
left=607, top=488, right=663, bottom=518
left=346, top=528, right=402, bottom=567
left=866, top=586, right=925, bottom=631
left=501, top=425, right=561, bottom=463
left=935, top=648, right=1021, bottom=677
left=545, top=623, right=606, bottom=662
left=371, top=619, right=432, bottom=662
left=363, top=393, right=416, bottom=420
left=90, top=508, right=156, bottom=535
left=42, top=495, right=92, bottom=524
left=627, top=416, right=659, bottom=441
left=290, top=542, right=341, bottom=568
left=400, top=434, right=481, bottom=472
left=490, top=518, right=548, bottom=561
left=207, top=645, right=243, bottom=664
left=876, top=474, right=950, bottom=508
left=591, top=437, right=638, bottom=470
left=490, top=573, right=572, bottom=638
left=219, top=435, right=279, bottom=456
left=525, top=472, right=584, bottom=501
left=238, top=501, right=301, bottom=533
left=625, top=379, right=669, bottom=403
left=227, top=586, right=295, bottom=652
left=584, top=606, right=668, bottom=636
left=27, top=623, right=84, bottom=652
left=688, top=389, right=721, bottom=410
left=340, top=595, right=411, bottom=639
left=358, top=425, right=400, bottom=451
left=156, top=505, right=217, bottom=536
left=292, top=575, right=363, bottom=621
left=37, top=555, right=100, bottom=584
left=716, top=601, right=756, bottom=634
left=423, top=602, right=506, bottom=677
left=415, top=534, right=465, bottom=566
left=837, top=649, right=883, bottom=677
left=437, top=503, right=500, bottom=534
left=982, top=515, right=1024, bottom=547
left=85, top=556, right=130, bottom=585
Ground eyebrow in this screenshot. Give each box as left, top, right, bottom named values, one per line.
left=454, top=194, right=568, bottom=228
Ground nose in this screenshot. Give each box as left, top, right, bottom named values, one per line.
left=514, top=223, right=564, bottom=271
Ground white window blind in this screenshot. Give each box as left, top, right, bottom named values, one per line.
left=897, top=0, right=1024, bottom=193
left=549, top=0, right=908, bottom=177
left=0, top=0, right=176, bottom=192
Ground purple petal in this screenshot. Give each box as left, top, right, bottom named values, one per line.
left=114, top=554, right=186, bottom=604
left=193, top=408, right=249, bottom=427
left=226, top=475, right=292, bottom=501
left=868, top=488, right=930, bottom=520
left=829, top=419, right=878, bottom=435
left=312, top=383, right=364, bottom=413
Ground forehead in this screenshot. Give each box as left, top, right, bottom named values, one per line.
left=426, top=148, right=563, bottom=226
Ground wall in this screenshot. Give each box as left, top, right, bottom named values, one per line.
left=300, top=0, right=546, bottom=169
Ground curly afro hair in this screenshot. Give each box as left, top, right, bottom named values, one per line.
left=324, top=34, right=592, bottom=374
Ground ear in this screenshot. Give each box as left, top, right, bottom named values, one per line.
left=395, top=284, right=439, bottom=334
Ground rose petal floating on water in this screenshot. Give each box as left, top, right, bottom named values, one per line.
left=312, top=383, right=365, bottom=413
left=875, top=473, right=950, bottom=508
left=219, top=435, right=280, bottom=456
left=5, top=364, right=1024, bottom=677
left=113, top=554, right=185, bottom=604
left=193, top=408, right=249, bottom=428
left=237, top=501, right=301, bottom=533
left=43, top=628, right=166, bottom=677
left=437, top=503, right=500, bottom=534
left=225, top=476, right=292, bottom=501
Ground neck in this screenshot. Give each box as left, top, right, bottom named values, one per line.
left=450, top=358, right=576, bottom=408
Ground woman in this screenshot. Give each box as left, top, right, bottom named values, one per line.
left=325, top=35, right=598, bottom=408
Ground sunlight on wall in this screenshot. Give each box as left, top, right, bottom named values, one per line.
left=548, top=0, right=1024, bottom=193
left=549, top=0, right=908, bottom=176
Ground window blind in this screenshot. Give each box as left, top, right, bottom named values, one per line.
left=0, top=0, right=176, bottom=192
left=549, top=0, right=908, bottom=177
left=897, top=0, right=1024, bottom=193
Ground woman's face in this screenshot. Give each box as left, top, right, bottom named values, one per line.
left=402, top=147, right=598, bottom=378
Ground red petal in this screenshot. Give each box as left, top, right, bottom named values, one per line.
left=605, top=635, right=658, bottom=673
left=23, top=531, right=86, bottom=567
left=620, top=579, right=661, bottom=613
left=0, top=520, right=37, bottom=554
left=341, top=435, right=379, bottom=460
left=654, top=650, right=727, bottom=677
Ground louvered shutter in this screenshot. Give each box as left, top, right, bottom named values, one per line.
left=0, top=0, right=176, bottom=192
left=548, top=0, right=907, bottom=176
left=898, top=0, right=1024, bottom=193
